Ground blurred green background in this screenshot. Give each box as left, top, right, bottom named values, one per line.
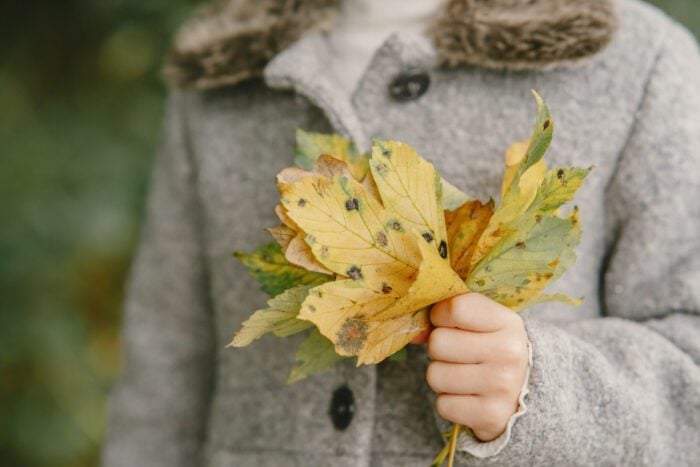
left=0, top=1, right=697, bottom=466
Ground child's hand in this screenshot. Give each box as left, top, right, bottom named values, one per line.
left=415, top=293, right=529, bottom=442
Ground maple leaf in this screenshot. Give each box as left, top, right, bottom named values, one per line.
left=233, top=243, right=329, bottom=297
left=229, top=284, right=317, bottom=347
left=233, top=90, right=588, bottom=378
left=464, top=92, right=590, bottom=309
left=295, top=129, right=369, bottom=181
left=279, top=142, right=467, bottom=364
left=287, top=328, right=346, bottom=384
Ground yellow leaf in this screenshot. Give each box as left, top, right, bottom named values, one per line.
left=370, top=140, right=449, bottom=260
left=279, top=169, right=421, bottom=291
left=502, top=140, right=547, bottom=203
left=295, top=129, right=369, bottom=181
left=285, top=232, right=334, bottom=275
left=298, top=236, right=467, bottom=364
left=445, top=199, right=494, bottom=279
left=266, top=225, right=295, bottom=250
left=275, top=204, right=299, bottom=231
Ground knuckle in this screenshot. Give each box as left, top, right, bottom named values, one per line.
left=492, top=366, right=518, bottom=394
left=481, top=398, right=508, bottom=425
left=501, top=339, right=525, bottom=364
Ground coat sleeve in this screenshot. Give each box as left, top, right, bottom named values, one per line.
left=102, top=90, right=215, bottom=467
left=456, top=23, right=700, bottom=466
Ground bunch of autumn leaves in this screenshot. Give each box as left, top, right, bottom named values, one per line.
left=232, top=93, right=589, bottom=383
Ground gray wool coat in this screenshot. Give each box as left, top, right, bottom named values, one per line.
left=103, top=0, right=700, bottom=465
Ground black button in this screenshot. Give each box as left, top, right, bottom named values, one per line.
left=329, top=384, right=355, bottom=431
left=389, top=70, right=431, bottom=102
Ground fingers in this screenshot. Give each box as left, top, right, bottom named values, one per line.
left=426, top=361, right=487, bottom=394
left=435, top=394, right=515, bottom=441
left=431, top=293, right=514, bottom=332
left=427, top=360, right=523, bottom=396
left=427, top=327, right=501, bottom=363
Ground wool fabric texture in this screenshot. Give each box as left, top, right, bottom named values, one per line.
left=104, top=0, right=700, bottom=465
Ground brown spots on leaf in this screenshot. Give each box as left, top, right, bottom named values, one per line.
left=475, top=279, right=486, bottom=287
left=535, top=272, right=554, bottom=281
left=548, top=259, right=560, bottom=268
left=375, top=231, right=388, bottom=247
left=382, top=148, right=392, bottom=158
left=374, top=162, right=388, bottom=175
left=381, top=282, right=393, bottom=294
left=422, top=232, right=434, bottom=243
left=389, top=220, right=403, bottom=232
left=297, top=198, right=307, bottom=207
left=337, top=318, right=369, bottom=354
left=319, top=245, right=329, bottom=258
left=439, top=240, right=448, bottom=259
left=543, top=119, right=551, bottom=130
left=557, top=169, right=568, bottom=187
left=535, top=214, right=542, bottom=223
left=311, top=289, right=323, bottom=298
left=345, top=198, right=360, bottom=211
left=347, top=265, right=363, bottom=280
left=308, top=304, right=317, bottom=312
left=516, top=242, right=526, bottom=250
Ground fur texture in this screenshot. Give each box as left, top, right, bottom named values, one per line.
left=430, top=0, right=619, bottom=71
left=165, top=0, right=618, bottom=89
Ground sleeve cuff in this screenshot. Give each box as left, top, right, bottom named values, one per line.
left=455, top=338, right=533, bottom=458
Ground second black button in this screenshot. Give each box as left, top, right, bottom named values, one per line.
left=329, top=384, right=355, bottom=431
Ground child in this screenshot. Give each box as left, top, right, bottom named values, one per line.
left=103, top=0, right=700, bottom=465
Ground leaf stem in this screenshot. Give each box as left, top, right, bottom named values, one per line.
left=447, top=423, right=460, bottom=467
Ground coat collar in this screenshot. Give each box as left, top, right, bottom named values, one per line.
left=164, top=0, right=618, bottom=90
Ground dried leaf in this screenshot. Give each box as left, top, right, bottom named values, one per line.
left=234, top=243, right=330, bottom=297
left=287, top=328, right=345, bottom=384
left=229, top=285, right=316, bottom=347
left=466, top=92, right=589, bottom=309
left=445, top=199, right=494, bottom=279
left=266, top=225, right=295, bottom=250
left=285, top=233, right=334, bottom=275
left=297, top=235, right=466, bottom=364
left=370, top=140, right=449, bottom=260
left=295, top=129, right=368, bottom=181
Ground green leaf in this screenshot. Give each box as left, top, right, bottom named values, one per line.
left=234, top=242, right=330, bottom=297
left=514, top=292, right=583, bottom=311
left=229, top=285, right=316, bottom=347
left=467, top=213, right=574, bottom=306
left=387, top=347, right=408, bottom=362
left=287, top=328, right=346, bottom=384
left=516, top=90, right=554, bottom=180
left=534, top=167, right=591, bottom=214
left=295, top=129, right=368, bottom=180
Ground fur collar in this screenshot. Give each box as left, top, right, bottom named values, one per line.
left=164, top=0, right=618, bottom=90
